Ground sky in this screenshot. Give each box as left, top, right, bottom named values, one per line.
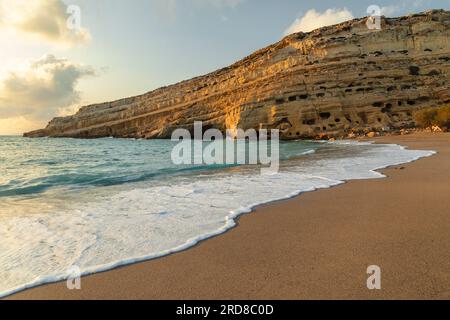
left=0, top=0, right=448, bottom=135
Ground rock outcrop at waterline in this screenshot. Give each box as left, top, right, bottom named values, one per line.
left=24, top=10, right=450, bottom=140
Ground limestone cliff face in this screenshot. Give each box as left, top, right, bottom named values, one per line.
left=25, top=10, right=450, bottom=140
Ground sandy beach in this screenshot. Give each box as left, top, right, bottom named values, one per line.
left=7, top=132, right=450, bottom=300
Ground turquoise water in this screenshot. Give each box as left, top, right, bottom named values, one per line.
left=0, top=136, right=435, bottom=297
left=0, top=137, right=317, bottom=197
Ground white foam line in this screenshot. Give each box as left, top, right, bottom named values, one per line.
left=0, top=143, right=437, bottom=299
left=300, top=149, right=316, bottom=155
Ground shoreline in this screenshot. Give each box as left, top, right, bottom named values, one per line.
left=7, top=132, right=450, bottom=300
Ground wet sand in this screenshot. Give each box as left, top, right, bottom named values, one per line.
left=8, top=132, right=450, bottom=300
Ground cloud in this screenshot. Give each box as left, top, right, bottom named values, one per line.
left=0, top=0, right=91, bottom=46
left=284, top=8, right=354, bottom=35
left=0, top=55, right=95, bottom=121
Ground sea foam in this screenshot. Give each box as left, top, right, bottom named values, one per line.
left=0, top=140, right=435, bottom=298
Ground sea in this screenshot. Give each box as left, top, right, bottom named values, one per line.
left=0, top=136, right=435, bottom=297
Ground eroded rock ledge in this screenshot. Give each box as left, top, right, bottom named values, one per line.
left=24, top=10, right=450, bottom=140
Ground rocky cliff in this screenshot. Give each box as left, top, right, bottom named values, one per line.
left=24, top=10, right=450, bottom=140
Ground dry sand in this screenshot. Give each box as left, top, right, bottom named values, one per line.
left=8, top=132, right=450, bottom=300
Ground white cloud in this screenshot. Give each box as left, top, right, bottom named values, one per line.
left=284, top=8, right=354, bottom=35
left=0, top=0, right=91, bottom=46
left=0, top=55, right=95, bottom=121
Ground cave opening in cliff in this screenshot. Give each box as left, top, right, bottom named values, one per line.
left=303, top=119, right=316, bottom=125
left=409, top=66, right=420, bottom=76
left=320, top=112, right=331, bottom=119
